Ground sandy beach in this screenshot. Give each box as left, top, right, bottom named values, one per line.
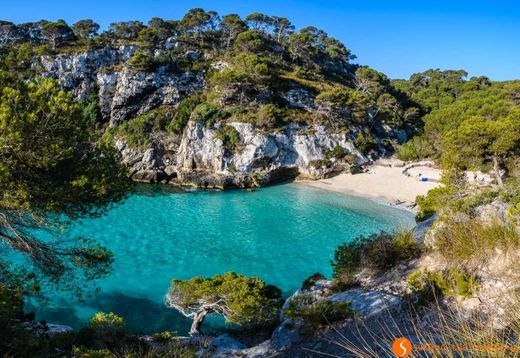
left=299, top=160, right=441, bottom=211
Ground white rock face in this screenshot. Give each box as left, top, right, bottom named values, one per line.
left=100, top=66, right=204, bottom=126
left=36, top=46, right=138, bottom=101
left=170, top=121, right=367, bottom=185
left=120, top=120, right=368, bottom=186
left=176, top=121, right=226, bottom=172
left=230, top=123, right=366, bottom=175
left=34, top=47, right=204, bottom=125
left=283, top=89, right=316, bottom=111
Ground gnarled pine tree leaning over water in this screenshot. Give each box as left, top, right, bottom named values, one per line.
left=166, top=272, right=283, bottom=336
left=0, top=71, right=131, bottom=296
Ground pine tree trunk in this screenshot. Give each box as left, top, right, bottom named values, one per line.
left=189, top=309, right=207, bottom=336
left=492, top=155, right=503, bottom=185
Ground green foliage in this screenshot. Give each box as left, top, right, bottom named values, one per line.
left=308, top=159, right=332, bottom=169
left=0, top=74, right=130, bottom=214
left=0, top=43, right=34, bottom=73
left=151, top=331, right=175, bottom=343
left=285, top=295, right=352, bottom=328
left=415, top=185, right=453, bottom=221
left=72, top=19, right=100, bottom=39
left=207, top=54, right=273, bottom=105
left=325, top=145, right=346, bottom=160
left=0, top=72, right=130, bottom=294
left=167, top=272, right=283, bottom=330
left=394, top=70, right=520, bottom=168
left=215, top=124, right=241, bottom=152
left=288, top=26, right=353, bottom=77
left=89, top=312, right=126, bottom=333
left=72, top=347, right=113, bottom=357
left=331, top=230, right=420, bottom=288
left=106, top=21, right=144, bottom=41
left=83, top=92, right=103, bottom=129
left=111, top=106, right=174, bottom=147
left=253, top=104, right=286, bottom=127
left=407, top=268, right=479, bottom=304
left=166, top=95, right=203, bottom=134
left=354, top=132, right=376, bottom=154
left=191, top=102, right=229, bottom=126
left=0, top=283, right=23, bottom=330
left=397, top=136, right=436, bottom=161
left=441, top=109, right=520, bottom=171
left=128, top=49, right=156, bottom=71
left=234, top=30, right=266, bottom=53
left=41, top=20, right=76, bottom=50
left=349, top=165, right=363, bottom=175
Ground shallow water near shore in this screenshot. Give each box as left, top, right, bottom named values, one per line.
left=31, top=183, right=414, bottom=334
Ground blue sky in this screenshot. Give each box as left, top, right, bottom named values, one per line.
left=2, top=0, right=519, bottom=80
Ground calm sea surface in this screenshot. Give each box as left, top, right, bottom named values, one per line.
left=31, top=183, right=414, bottom=334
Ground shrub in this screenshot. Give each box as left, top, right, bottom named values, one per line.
left=109, top=106, right=173, bottom=147
left=253, top=104, right=286, bottom=128
left=433, top=218, right=520, bottom=266
left=151, top=331, right=175, bottom=343
left=166, top=94, right=203, bottom=134
left=128, top=49, right=156, bottom=71
left=215, top=124, right=241, bottom=152
left=191, top=102, right=229, bottom=127
left=82, top=93, right=102, bottom=129
left=354, top=133, right=376, bottom=154
left=285, top=295, right=352, bottom=328
left=294, top=67, right=319, bottom=81
left=331, top=230, right=420, bottom=287
left=72, top=347, right=113, bottom=357
left=407, top=268, right=479, bottom=304
left=349, top=165, right=363, bottom=175
left=308, top=159, right=332, bottom=169
left=88, top=312, right=126, bottom=333
left=415, top=176, right=499, bottom=221
left=325, top=145, right=346, bottom=160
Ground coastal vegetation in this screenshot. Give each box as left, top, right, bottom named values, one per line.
left=165, top=272, right=283, bottom=336
left=331, top=230, right=420, bottom=288
left=0, top=6, right=520, bottom=357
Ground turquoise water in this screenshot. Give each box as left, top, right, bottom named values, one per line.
left=32, top=183, right=414, bottom=334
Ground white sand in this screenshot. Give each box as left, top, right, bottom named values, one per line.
left=298, top=163, right=441, bottom=210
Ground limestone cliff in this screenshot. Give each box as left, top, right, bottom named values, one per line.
left=33, top=47, right=407, bottom=188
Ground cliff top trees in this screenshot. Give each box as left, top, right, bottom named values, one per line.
left=220, top=14, right=247, bottom=51
left=72, top=19, right=100, bottom=40
left=0, top=72, right=130, bottom=294
left=166, top=272, right=282, bottom=336
left=180, top=8, right=219, bottom=47
left=41, top=20, right=75, bottom=50
left=106, top=21, right=144, bottom=41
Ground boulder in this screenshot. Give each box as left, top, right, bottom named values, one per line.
left=198, top=334, right=247, bottom=358
left=328, top=288, right=402, bottom=316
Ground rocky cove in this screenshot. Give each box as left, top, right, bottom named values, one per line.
left=34, top=46, right=407, bottom=189
left=2, top=10, right=518, bottom=357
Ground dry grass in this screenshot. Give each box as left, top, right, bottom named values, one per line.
left=323, top=300, right=520, bottom=357
left=434, top=218, right=520, bottom=268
